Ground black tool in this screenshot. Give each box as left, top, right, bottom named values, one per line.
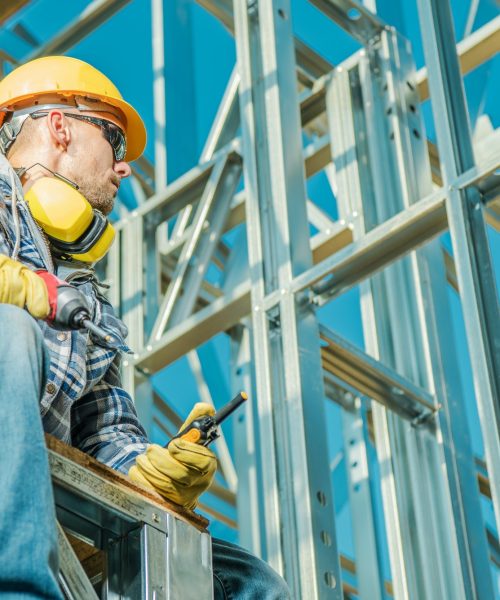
left=169, top=392, right=248, bottom=447
left=36, top=270, right=115, bottom=346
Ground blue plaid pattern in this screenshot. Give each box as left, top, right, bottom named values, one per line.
left=0, top=155, right=148, bottom=473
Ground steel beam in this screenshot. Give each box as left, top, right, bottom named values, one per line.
left=116, top=158, right=219, bottom=233
left=151, top=0, right=168, bottom=190
left=197, top=0, right=333, bottom=83
left=308, top=0, right=387, bottom=44
left=25, top=0, right=132, bottom=60
left=133, top=280, right=251, bottom=373
left=319, top=325, right=436, bottom=424
left=234, top=1, right=342, bottom=597
left=230, top=323, right=264, bottom=557
left=200, top=65, right=241, bottom=162
left=416, top=13, right=500, bottom=101
left=341, top=405, right=384, bottom=600
left=296, top=14, right=500, bottom=136
left=417, top=0, right=500, bottom=531
left=326, top=27, right=493, bottom=599
left=133, top=221, right=351, bottom=373
left=149, top=154, right=242, bottom=340
left=300, top=189, right=448, bottom=297
left=57, top=522, right=100, bottom=600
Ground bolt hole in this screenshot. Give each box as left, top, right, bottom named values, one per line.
left=347, top=8, right=361, bottom=20
left=317, top=491, right=328, bottom=506
left=409, top=104, right=416, bottom=113
left=406, top=80, right=415, bottom=91
left=353, top=484, right=361, bottom=493
left=386, top=107, right=392, bottom=115
left=320, top=531, right=332, bottom=547
left=351, top=461, right=358, bottom=468
left=413, top=129, right=421, bottom=139
left=389, top=132, right=395, bottom=141
left=278, top=8, right=287, bottom=19
left=324, top=572, right=337, bottom=588
left=349, top=439, right=355, bottom=445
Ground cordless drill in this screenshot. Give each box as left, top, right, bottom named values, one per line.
left=168, top=392, right=248, bottom=448
left=36, top=270, right=115, bottom=346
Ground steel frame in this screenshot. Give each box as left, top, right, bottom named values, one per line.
left=2, top=0, right=499, bottom=597
left=49, top=444, right=213, bottom=599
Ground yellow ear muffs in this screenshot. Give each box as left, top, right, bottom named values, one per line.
left=24, top=177, right=115, bottom=263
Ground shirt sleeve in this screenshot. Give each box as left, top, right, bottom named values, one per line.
left=70, top=355, right=150, bottom=474
left=0, top=179, right=14, bottom=256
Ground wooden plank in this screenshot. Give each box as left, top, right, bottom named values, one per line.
left=46, top=434, right=209, bottom=531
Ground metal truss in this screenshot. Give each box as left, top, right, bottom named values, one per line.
left=2, top=0, right=499, bottom=598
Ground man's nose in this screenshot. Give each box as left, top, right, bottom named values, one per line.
left=114, top=160, right=132, bottom=178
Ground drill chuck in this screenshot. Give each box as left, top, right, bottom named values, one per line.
left=36, top=271, right=116, bottom=346
left=53, top=285, right=91, bottom=330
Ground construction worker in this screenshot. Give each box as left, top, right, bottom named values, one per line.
left=0, top=56, right=290, bottom=599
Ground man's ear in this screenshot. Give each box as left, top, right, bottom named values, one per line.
left=46, top=110, right=71, bottom=151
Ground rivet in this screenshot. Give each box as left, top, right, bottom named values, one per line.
left=46, top=382, right=57, bottom=395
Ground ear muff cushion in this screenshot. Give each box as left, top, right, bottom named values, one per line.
left=25, top=176, right=115, bottom=263
left=25, top=177, right=93, bottom=242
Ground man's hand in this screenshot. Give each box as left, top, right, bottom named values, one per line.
left=0, top=254, right=49, bottom=319
left=128, top=403, right=217, bottom=510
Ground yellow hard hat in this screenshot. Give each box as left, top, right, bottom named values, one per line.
left=0, top=56, right=146, bottom=161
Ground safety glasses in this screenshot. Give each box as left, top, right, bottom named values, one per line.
left=32, top=111, right=127, bottom=162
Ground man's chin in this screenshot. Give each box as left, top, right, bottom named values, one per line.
left=87, top=197, right=114, bottom=216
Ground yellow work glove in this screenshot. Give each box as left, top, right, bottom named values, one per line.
left=0, top=254, right=49, bottom=319
left=129, top=403, right=217, bottom=510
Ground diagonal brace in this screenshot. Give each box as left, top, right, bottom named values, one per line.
left=149, top=153, right=242, bottom=342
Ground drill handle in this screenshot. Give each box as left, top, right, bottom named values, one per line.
left=36, top=270, right=91, bottom=329
left=36, top=270, right=65, bottom=322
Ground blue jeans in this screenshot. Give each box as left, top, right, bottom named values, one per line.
left=212, top=538, right=290, bottom=599
left=0, top=305, right=61, bottom=599
left=0, top=305, right=290, bottom=599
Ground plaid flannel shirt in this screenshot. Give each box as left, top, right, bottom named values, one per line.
left=0, top=154, right=148, bottom=473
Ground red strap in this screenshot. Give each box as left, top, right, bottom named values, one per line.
left=35, top=270, right=63, bottom=322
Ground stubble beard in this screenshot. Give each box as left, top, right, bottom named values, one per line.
left=69, top=171, right=115, bottom=216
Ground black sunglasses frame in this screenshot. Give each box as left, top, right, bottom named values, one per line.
left=31, top=111, right=127, bottom=162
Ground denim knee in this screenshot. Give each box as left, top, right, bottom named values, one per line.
left=212, top=538, right=291, bottom=599
left=0, top=304, right=45, bottom=351
left=0, top=304, right=48, bottom=400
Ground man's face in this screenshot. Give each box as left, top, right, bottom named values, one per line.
left=62, top=111, right=131, bottom=215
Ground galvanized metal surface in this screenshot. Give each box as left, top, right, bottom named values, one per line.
left=50, top=444, right=213, bottom=599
